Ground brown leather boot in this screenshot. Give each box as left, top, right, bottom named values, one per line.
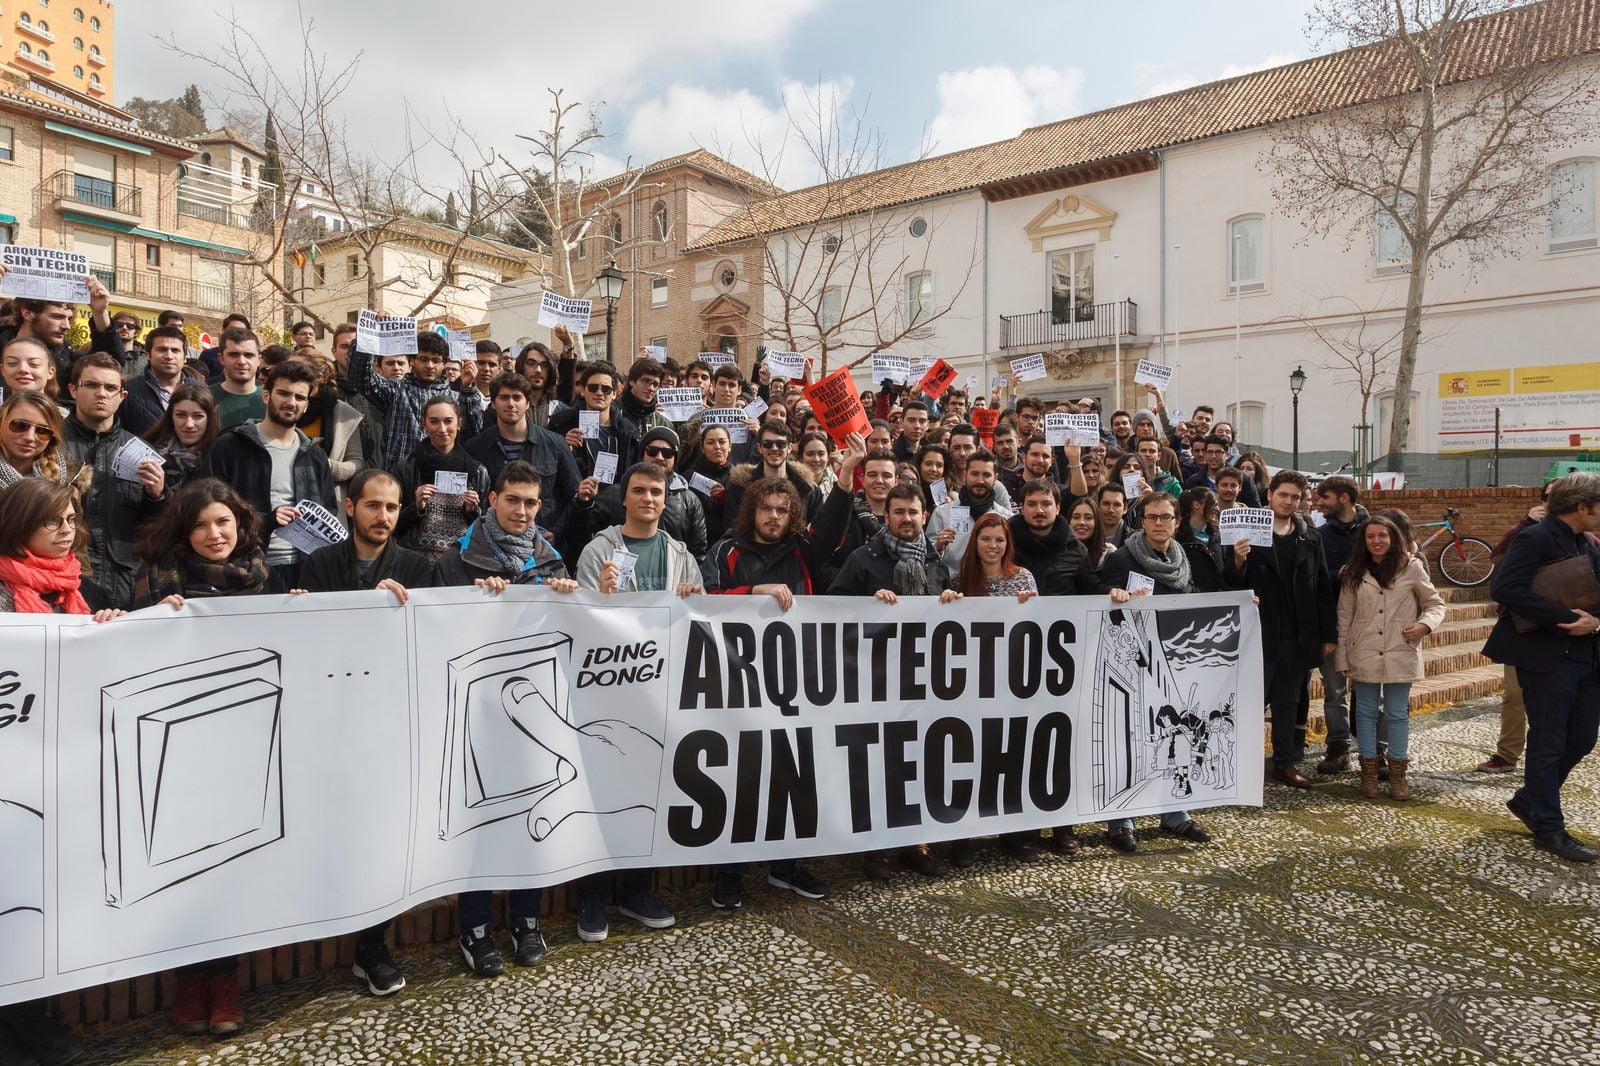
left=1358, top=756, right=1380, bottom=799
left=1387, top=758, right=1410, bottom=801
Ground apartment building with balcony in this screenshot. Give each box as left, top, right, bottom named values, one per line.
left=4, top=0, right=114, bottom=102
left=0, top=77, right=280, bottom=333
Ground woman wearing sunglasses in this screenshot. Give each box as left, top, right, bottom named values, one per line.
left=0, top=390, right=68, bottom=487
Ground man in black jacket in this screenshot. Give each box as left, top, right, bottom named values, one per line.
left=821, top=446, right=896, bottom=581
left=301, top=469, right=432, bottom=995
left=0, top=268, right=124, bottom=378
left=1226, top=469, right=1336, bottom=789
left=1009, top=479, right=1103, bottom=596
left=463, top=372, right=580, bottom=533
left=1484, top=472, right=1600, bottom=863
left=1311, top=475, right=1371, bottom=776
left=564, top=426, right=707, bottom=564
left=120, top=325, right=192, bottom=438
left=62, top=352, right=166, bottom=609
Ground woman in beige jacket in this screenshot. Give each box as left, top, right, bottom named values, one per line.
left=1336, top=514, right=1446, bottom=799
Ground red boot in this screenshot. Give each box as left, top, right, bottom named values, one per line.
left=172, top=971, right=209, bottom=1034
left=207, top=972, right=243, bottom=1035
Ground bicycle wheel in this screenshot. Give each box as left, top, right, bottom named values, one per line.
left=1438, top=537, right=1495, bottom=587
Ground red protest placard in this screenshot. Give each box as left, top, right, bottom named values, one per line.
left=970, top=406, right=999, bottom=447
left=918, top=358, right=958, bottom=398
left=802, top=365, right=870, bottom=446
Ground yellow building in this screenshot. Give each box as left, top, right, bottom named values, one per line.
left=5, top=0, right=114, bottom=102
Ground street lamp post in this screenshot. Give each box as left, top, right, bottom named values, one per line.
left=595, top=264, right=626, bottom=362
left=1290, top=364, right=1307, bottom=469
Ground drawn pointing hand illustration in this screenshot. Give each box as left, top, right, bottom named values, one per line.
left=502, top=678, right=663, bottom=843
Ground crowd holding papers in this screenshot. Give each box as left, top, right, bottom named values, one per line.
left=0, top=245, right=90, bottom=303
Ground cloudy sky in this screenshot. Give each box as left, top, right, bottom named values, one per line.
left=119, top=1, right=1316, bottom=191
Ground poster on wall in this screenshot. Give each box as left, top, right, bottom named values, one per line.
left=1436, top=362, right=1600, bottom=452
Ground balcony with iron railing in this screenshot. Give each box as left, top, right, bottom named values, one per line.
left=43, top=168, right=142, bottom=223
left=89, top=266, right=258, bottom=317
left=998, top=299, right=1138, bottom=350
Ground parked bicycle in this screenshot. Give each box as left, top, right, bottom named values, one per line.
left=1412, top=507, right=1495, bottom=587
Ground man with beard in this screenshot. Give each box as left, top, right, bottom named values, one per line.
left=202, top=360, right=335, bottom=591
left=993, top=422, right=1024, bottom=497
left=927, top=448, right=1010, bottom=569
left=1009, top=479, right=1104, bottom=596
left=300, top=469, right=433, bottom=995
left=464, top=371, right=580, bottom=534
left=0, top=266, right=123, bottom=378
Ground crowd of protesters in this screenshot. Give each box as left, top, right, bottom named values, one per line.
left=0, top=269, right=1595, bottom=1061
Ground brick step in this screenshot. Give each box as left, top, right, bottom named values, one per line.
left=1442, top=599, right=1498, bottom=622
left=1422, top=617, right=1495, bottom=649
left=1309, top=644, right=1493, bottom=700
left=1437, top=585, right=1492, bottom=603
left=1307, top=664, right=1505, bottom=731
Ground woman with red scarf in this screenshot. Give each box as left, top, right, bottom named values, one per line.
left=0, top=478, right=121, bottom=1064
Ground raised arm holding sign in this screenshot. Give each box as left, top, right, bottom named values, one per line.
left=917, top=359, right=958, bottom=399
left=802, top=365, right=870, bottom=446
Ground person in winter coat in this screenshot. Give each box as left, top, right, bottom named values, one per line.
left=549, top=360, right=633, bottom=479
left=292, top=352, right=368, bottom=506
left=564, top=426, right=706, bottom=563
left=926, top=449, right=1012, bottom=569
left=818, top=445, right=897, bottom=586
left=1312, top=474, right=1372, bottom=776
left=1008, top=478, right=1104, bottom=597
left=348, top=329, right=485, bottom=469
left=723, top=421, right=823, bottom=525
left=1335, top=515, right=1446, bottom=801
left=463, top=371, right=580, bottom=534
left=1175, top=486, right=1229, bottom=593
left=1477, top=481, right=1552, bottom=774
left=683, top=423, right=735, bottom=547
left=391, top=396, right=490, bottom=561
left=119, top=325, right=195, bottom=438
left=142, top=382, right=219, bottom=492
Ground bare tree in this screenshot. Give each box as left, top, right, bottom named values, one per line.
left=714, top=84, right=978, bottom=376
left=163, top=9, right=521, bottom=329
left=1280, top=296, right=1407, bottom=470
left=1263, top=0, right=1595, bottom=468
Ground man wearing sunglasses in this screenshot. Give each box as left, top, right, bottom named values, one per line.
left=548, top=361, right=624, bottom=480
left=723, top=421, right=823, bottom=532
left=563, top=426, right=707, bottom=563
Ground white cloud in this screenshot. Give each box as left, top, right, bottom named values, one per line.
left=925, top=65, right=1086, bottom=155
left=1131, top=52, right=1302, bottom=100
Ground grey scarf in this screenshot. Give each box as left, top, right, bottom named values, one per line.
left=0, top=458, right=66, bottom=489
left=481, top=509, right=541, bottom=572
left=1124, top=531, right=1192, bottom=592
left=878, top=528, right=934, bottom=596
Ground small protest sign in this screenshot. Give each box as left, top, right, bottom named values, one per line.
left=1133, top=359, right=1174, bottom=391
left=698, top=351, right=736, bottom=370
left=1220, top=507, right=1275, bottom=547
left=579, top=411, right=600, bottom=439
left=610, top=548, right=638, bottom=589
left=765, top=350, right=806, bottom=381
left=445, top=330, right=473, bottom=362
left=689, top=472, right=719, bottom=496
left=1123, top=471, right=1144, bottom=500
left=743, top=397, right=768, bottom=421
left=802, top=365, right=870, bottom=446
left=111, top=437, right=163, bottom=483
left=279, top=500, right=348, bottom=556
left=0, top=245, right=90, bottom=303
left=1062, top=413, right=1101, bottom=447
left=537, top=291, right=593, bottom=333
left=433, top=471, right=469, bottom=495
left=641, top=345, right=667, bottom=363
left=1010, top=354, right=1047, bottom=383
left=658, top=388, right=706, bottom=422
left=949, top=505, right=973, bottom=534
left=991, top=374, right=1008, bottom=390
left=871, top=353, right=910, bottom=385
left=917, top=359, right=958, bottom=398
left=356, top=311, right=419, bottom=357
left=971, top=406, right=1000, bottom=447
left=1125, top=572, right=1156, bottom=595
left=965, top=374, right=979, bottom=391
left=929, top=479, right=949, bottom=507
left=593, top=452, right=619, bottom=484
left=701, top=407, right=750, bottom=444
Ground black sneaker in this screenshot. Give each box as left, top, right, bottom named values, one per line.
left=458, top=926, right=505, bottom=977
left=511, top=917, right=547, bottom=966
left=618, top=891, right=676, bottom=930
left=1162, top=819, right=1211, bottom=844
left=1107, top=827, right=1137, bottom=853
left=576, top=896, right=609, bottom=942
left=1000, top=833, right=1041, bottom=861
left=947, top=838, right=979, bottom=867
left=768, top=866, right=828, bottom=900
left=1507, top=793, right=1535, bottom=833
left=711, top=875, right=743, bottom=910
left=353, top=940, right=406, bottom=996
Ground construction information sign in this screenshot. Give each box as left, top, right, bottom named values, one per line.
left=1436, top=363, right=1600, bottom=452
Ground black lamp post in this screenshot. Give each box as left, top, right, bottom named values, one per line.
left=595, top=264, right=625, bottom=361
left=1289, top=364, right=1307, bottom=469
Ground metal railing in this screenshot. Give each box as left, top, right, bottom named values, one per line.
left=87, top=267, right=257, bottom=317
left=46, top=168, right=141, bottom=215
left=998, top=299, right=1138, bottom=349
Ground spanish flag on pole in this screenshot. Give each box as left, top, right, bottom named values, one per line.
left=292, top=248, right=306, bottom=271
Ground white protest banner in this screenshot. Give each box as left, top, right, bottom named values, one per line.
left=949, top=505, right=973, bottom=535
left=1123, top=471, right=1144, bottom=500
left=1010, top=354, right=1047, bottom=383
left=698, top=352, right=736, bottom=370
left=433, top=471, right=469, bottom=495
left=445, top=330, right=474, bottom=362
left=0, top=587, right=1260, bottom=1004
left=701, top=407, right=749, bottom=444
left=110, top=437, right=164, bottom=484
left=658, top=388, right=706, bottom=423
left=743, top=397, right=769, bottom=421
left=537, top=291, right=593, bottom=333
left=1046, top=413, right=1100, bottom=448
left=0, top=245, right=90, bottom=303
left=641, top=345, right=667, bottom=364
left=871, top=353, right=910, bottom=385
left=593, top=451, right=619, bottom=485
left=278, top=500, right=348, bottom=555
left=765, top=351, right=806, bottom=381
left=1133, top=359, right=1174, bottom=391
left=579, top=411, right=600, bottom=440
left=1125, top=572, right=1157, bottom=596
left=1219, top=507, right=1274, bottom=547
left=356, top=311, right=420, bottom=357
left=609, top=549, right=638, bottom=588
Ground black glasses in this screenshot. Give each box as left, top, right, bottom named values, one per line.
left=40, top=513, right=78, bottom=532
left=7, top=419, right=54, bottom=441
left=758, top=439, right=788, bottom=450
left=585, top=382, right=615, bottom=394
left=115, top=322, right=138, bottom=330
left=643, top=445, right=676, bottom=459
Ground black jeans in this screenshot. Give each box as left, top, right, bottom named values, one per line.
left=457, top=891, right=541, bottom=936
left=266, top=559, right=303, bottom=593
left=718, top=859, right=799, bottom=882
left=1266, top=649, right=1311, bottom=767
left=577, top=869, right=651, bottom=901
left=1513, top=659, right=1600, bottom=835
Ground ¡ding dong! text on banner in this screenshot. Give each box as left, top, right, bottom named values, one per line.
left=0, top=589, right=1261, bottom=1004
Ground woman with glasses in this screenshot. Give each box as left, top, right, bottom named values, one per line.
left=0, top=390, right=68, bottom=487
left=548, top=361, right=622, bottom=479
left=0, top=478, right=121, bottom=1066
left=143, top=382, right=220, bottom=491
left=130, top=478, right=268, bottom=1035
left=392, top=395, right=490, bottom=562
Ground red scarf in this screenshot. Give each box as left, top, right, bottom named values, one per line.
left=0, top=551, right=91, bottom=615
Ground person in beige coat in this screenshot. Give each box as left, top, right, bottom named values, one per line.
left=1336, top=514, right=1446, bottom=799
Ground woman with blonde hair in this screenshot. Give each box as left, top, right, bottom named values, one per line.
left=0, top=390, right=67, bottom=486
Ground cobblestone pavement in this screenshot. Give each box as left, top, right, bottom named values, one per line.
left=75, top=699, right=1600, bottom=1065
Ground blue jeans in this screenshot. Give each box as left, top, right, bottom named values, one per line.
left=1353, top=682, right=1411, bottom=760
left=1512, top=660, right=1600, bottom=836
left=1107, top=811, right=1192, bottom=832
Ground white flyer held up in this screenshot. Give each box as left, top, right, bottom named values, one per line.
left=1133, top=359, right=1174, bottom=391
left=929, top=479, right=949, bottom=507
left=579, top=411, right=600, bottom=439
left=445, top=330, right=473, bottom=362
left=700, top=407, right=749, bottom=444
left=110, top=437, right=163, bottom=484
left=592, top=452, right=619, bottom=485
left=871, top=353, right=910, bottom=385
left=610, top=548, right=638, bottom=589
left=1010, top=354, right=1047, bottom=383
left=949, top=505, right=972, bottom=534
left=698, top=352, right=735, bottom=369
left=743, top=397, right=769, bottom=421
left=765, top=351, right=806, bottom=380
left=356, top=310, right=420, bottom=357
left=1219, top=507, right=1275, bottom=547
left=0, top=245, right=90, bottom=303
left=433, top=471, right=469, bottom=495
left=689, top=472, right=719, bottom=496
left=1124, top=572, right=1157, bottom=596
left=537, top=291, right=593, bottom=333
left=1123, top=471, right=1144, bottom=500
left=641, top=345, right=667, bottom=363
left=658, top=388, right=706, bottom=422
left=279, top=500, right=348, bottom=556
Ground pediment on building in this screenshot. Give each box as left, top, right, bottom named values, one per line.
left=699, top=292, right=750, bottom=321
left=1023, top=194, right=1117, bottom=251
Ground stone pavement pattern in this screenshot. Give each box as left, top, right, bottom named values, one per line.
left=75, top=699, right=1600, bottom=1065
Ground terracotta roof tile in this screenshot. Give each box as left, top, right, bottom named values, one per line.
left=587, top=148, right=782, bottom=196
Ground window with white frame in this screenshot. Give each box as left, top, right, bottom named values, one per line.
left=1225, top=402, right=1265, bottom=449
left=651, top=277, right=668, bottom=307
left=0, top=126, right=12, bottom=162
left=1374, top=190, right=1416, bottom=274
left=1375, top=390, right=1420, bottom=455
left=1549, top=159, right=1597, bottom=252
left=819, top=286, right=842, bottom=333
left=1048, top=247, right=1094, bottom=324
left=904, top=270, right=934, bottom=326
left=1227, top=215, right=1265, bottom=293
